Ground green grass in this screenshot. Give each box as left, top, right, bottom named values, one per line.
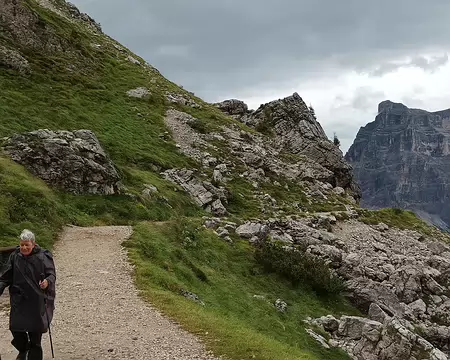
left=124, top=220, right=357, bottom=360
left=0, top=156, right=69, bottom=248
left=0, top=0, right=205, bottom=245
left=357, top=208, right=450, bottom=241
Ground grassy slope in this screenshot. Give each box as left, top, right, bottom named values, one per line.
left=0, top=1, right=204, bottom=246
left=0, top=1, right=448, bottom=359
left=125, top=220, right=356, bottom=360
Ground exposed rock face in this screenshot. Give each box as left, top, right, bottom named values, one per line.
left=66, top=2, right=102, bottom=33
left=163, top=107, right=358, bottom=218
left=2, top=129, right=121, bottom=195
left=305, top=315, right=448, bottom=360
left=346, top=101, right=450, bottom=230
left=216, top=93, right=360, bottom=198
left=162, top=169, right=228, bottom=216
left=1, top=0, right=102, bottom=55
left=164, top=109, right=217, bottom=165
left=0, top=0, right=66, bottom=52
left=0, top=45, right=30, bottom=74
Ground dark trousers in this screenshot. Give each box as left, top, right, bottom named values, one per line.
left=11, top=331, right=43, bottom=360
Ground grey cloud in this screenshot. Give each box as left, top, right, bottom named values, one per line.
left=333, top=87, right=385, bottom=112
left=400, top=96, right=426, bottom=109
left=70, top=0, right=450, bottom=101
left=351, top=88, right=386, bottom=112
left=369, top=54, right=449, bottom=77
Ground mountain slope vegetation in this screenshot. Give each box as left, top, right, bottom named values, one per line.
left=1, top=1, right=448, bottom=360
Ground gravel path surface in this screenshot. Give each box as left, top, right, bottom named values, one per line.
left=0, top=226, right=219, bottom=360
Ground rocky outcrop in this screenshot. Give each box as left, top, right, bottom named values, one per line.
left=66, top=2, right=102, bottom=33
left=305, top=315, right=448, bottom=360
left=213, top=99, right=249, bottom=118
left=346, top=100, right=450, bottom=231
left=1, top=0, right=102, bottom=55
left=216, top=93, right=360, bottom=198
left=2, top=129, right=121, bottom=195
left=163, top=107, right=358, bottom=217
left=162, top=169, right=228, bottom=216
left=0, top=0, right=66, bottom=52
left=0, top=45, right=30, bottom=74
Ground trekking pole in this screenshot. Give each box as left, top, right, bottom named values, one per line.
left=40, top=274, right=55, bottom=358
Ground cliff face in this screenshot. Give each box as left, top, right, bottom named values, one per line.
left=346, top=100, right=450, bottom=230
left=215, top=93, right=361, bottom=199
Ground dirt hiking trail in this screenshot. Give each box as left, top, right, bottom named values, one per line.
left=0, top=226, right=219, bottom=360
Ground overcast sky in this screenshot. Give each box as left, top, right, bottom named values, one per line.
left=72, top=0, right=450, bottom=152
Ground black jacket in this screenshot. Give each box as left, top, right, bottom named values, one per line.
left=0, top=245, right=56, bottom=333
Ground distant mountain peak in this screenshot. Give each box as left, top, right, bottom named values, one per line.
left=346, top=101, right=450, bottom=231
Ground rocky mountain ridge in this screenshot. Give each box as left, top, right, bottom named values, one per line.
left=346, top=100, right=450, bottom=231
left=214, top=95, right=360, bottom=197
left=1, top=1, right=450, bottom=359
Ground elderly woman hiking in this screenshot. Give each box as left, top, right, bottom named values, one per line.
left=0, top=229, right=56, bottom=360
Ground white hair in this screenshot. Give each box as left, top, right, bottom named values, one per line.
left=20, top=229, right=35, bottom=242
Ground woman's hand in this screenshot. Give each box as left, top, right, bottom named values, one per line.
left=39, top=279, right=48, bottom=290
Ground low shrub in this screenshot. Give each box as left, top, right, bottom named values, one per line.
left=254, top=241, right=345, bottom=297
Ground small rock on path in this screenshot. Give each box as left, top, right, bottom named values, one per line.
left=0, top=226, right=219, bottom=360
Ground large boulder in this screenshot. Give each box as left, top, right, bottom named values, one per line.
left=213, top=99, right=249, bottom=118
left=2, top=129, right=121, bottom=195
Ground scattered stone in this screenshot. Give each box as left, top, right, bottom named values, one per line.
left=142, top=184, right=158, bottom=199
left=180, top=290, right=205, bottom=306
left=235, top=222, right=269, bottom=240
left=162, top=169, right=227, bottom=216
left=126, top=55, right=141, bottom=65
left=126, top=87, right=150, bottom=98
left=203, top=217, right=221, bottom=229
left=305, top=329, right=330, bottom=349
left=208, top=199, right=228, bottom=216
left=314, top=315, right=340, bottom=333
left=274, top=299, right=287, bottom=312
left=213, top=169, right=223, bottom=183
left=166, top=92, right=201, bottom=108
left=164, top=109, right=213, bottom=164
left=215, top=227, right=229, bottom=238
left=373, top=223, right=389, bottom=232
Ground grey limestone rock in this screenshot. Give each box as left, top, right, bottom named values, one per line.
left=0, top=45, right=30, bottom=74
left=346, top=100, right=450, bottom=231
left=2, top=129, right=121, bottom=195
